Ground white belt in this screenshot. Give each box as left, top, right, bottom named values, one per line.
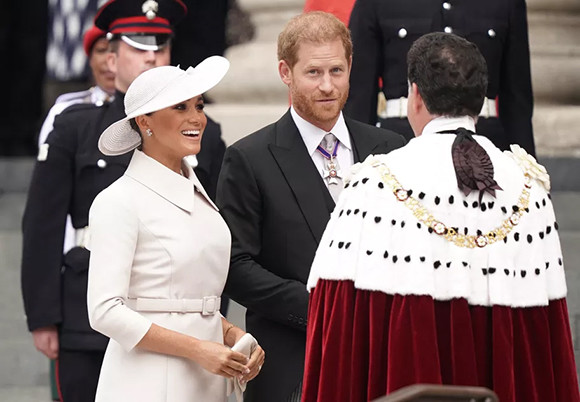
left=125, top=296, right=221, bottom=315
left=75, top=226, right=90, bottom=249
left=377, top=96, right=498, bottom=119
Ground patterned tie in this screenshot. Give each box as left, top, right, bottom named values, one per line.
left=318, top=133, right=343, bottom=202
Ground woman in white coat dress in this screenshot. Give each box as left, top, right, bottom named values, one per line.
left=87, top=57, right=265, bottom=402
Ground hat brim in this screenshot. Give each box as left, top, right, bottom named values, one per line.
left=99, top=56, right=229, bottom=156
left=120, top=34, right=171, bottom=51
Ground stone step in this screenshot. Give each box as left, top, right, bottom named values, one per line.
left=0, top=340, right=49, bottom=388
left=0, top=386, right=52, bottom=402
left=533, top=105, right=580, bottom=158
left=0, top=192, right=27, bottom=230
left=207, top=43, right=288, bottom=104
left=0, top=228, right=48, bottom=388
left=0, top=158, right=34, bottom=193
left=204, top=103, right=288, bottom=146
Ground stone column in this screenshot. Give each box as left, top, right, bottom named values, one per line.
left=527, top=0, right=580, bottom=156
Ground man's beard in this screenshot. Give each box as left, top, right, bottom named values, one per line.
left=291, top=87, right=349, bottom=128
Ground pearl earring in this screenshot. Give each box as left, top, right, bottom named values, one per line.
left=146, top=129, right=153, bottom=137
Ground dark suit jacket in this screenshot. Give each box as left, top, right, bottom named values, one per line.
left=216, top=110, right=406, bottom=401
left=344, top=0, right=535, bottom=155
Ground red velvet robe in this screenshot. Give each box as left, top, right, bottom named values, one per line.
left=302, top=127, right=579, bottom=402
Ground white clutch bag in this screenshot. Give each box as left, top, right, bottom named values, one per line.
left=227, top=333, right=258, bottom=402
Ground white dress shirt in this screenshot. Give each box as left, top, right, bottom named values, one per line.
left=290, top=106, right=354, bottom=185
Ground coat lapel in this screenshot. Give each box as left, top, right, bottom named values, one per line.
left=268, top=111, right=333, bottom=243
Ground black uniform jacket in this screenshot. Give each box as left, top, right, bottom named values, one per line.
left=345, top=0, right=535, bottom=155
left=216, top=110, right=406, bottom=401
left=21, top=94, right=225, bottom=351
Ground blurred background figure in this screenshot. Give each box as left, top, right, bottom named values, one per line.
left=344, top=0, right=536, bottom=156
left=171, top=0, right=229, bottom=69
left=303, top=0, right=355, bottom=25
left=0, top=0, right=48, bottom=156
left=37, top=26, right=114, bottom=400
left=44, top=0, right=102, bottom=132
left=39, top=25, right=115, bottom=147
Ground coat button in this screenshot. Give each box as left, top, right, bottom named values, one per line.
left=97, top=159, right=107, bottom=169
left=444, top=26, right=453, bottom=34
left=442, top=2, right=451, bottom=10
left=488, top=28, right=496, bottom=38
left=398, top=28, right=407, bottom=38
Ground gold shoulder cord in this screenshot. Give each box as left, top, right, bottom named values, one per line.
left=374, top=163, right=532, bottom=248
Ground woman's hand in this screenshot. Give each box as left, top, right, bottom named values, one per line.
left=241, top=344, right=265, bottom=383
left=193, top=340, right=250, bottom=379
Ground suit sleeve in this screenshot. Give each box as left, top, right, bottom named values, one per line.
left=21, top=113, right=75, bottom=331
left=217, top=145, right=309, bottom=331
left=499, top=0, right=535, bottom=156
left=205, top=122, right=226, bottom=201
left=195, top=118, right=226, bottom=201
left=344, top=0, right=382, bottom=124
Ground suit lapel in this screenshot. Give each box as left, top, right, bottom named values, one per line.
left=347, top=118, right=375, bottom=163
left=268, top=111, right=333, bottom=243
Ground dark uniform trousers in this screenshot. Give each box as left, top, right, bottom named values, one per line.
left=345, top=0, right=536, bottom=156
left=21, top=94, right=225, bottom=401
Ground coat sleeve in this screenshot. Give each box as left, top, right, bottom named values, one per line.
left=216, top=145, right=309, bottom=331
left=21, top=113, right=76, bottom=331
left=344, top=0, right=382, bottom=124
left=87, top=189, right=152, bottom=351
left=499, top=0, right=535, bottom=156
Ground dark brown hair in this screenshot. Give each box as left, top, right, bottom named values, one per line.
left=407, top=32, right=488, bottom=117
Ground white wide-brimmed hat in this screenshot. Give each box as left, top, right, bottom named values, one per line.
left=99, top=55, right=229, bottom=156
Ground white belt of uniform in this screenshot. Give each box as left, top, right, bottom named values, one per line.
left=75, top=226, right=91, bottom=249
left=378, top=96, right=498, bottom=119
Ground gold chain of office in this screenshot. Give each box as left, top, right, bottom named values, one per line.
left=374, top=163, right=532, bottom=248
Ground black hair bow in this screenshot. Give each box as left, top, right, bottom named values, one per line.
left=438, top=127, right=502, bottom=202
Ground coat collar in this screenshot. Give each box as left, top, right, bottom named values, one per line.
left=124, top=150, right=217, bottom=213
left=422, top=115, right=477, bottom=136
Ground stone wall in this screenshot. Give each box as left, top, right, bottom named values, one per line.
left=528, top=0, right=580, bottom=157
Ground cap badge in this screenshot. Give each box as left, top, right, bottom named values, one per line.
left=142, top=0, right=159, bottom=20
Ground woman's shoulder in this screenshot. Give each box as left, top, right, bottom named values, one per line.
left=91, top=175, right=137, bottom=213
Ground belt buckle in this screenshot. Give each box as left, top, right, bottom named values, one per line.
left=201, top=296, right=218, bottom=315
